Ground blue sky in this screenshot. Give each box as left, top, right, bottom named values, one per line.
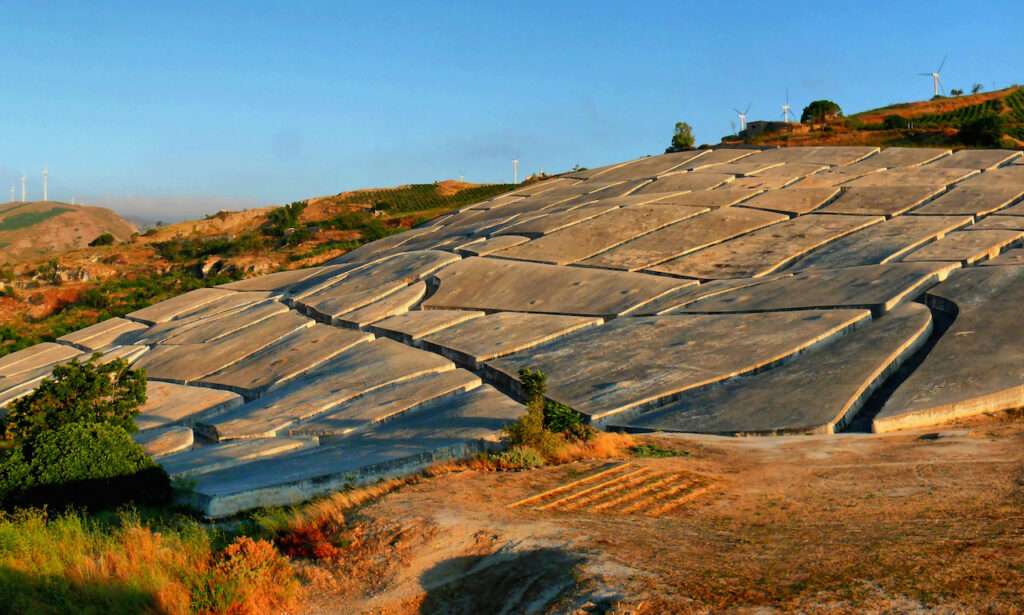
left=1, top=1, right=1022, bottom=220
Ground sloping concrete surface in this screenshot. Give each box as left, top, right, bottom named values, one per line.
left=874, top=266, right=1024, bottom=432
left=486, top=310, right=870, bottom=424
left=8, top=145, right=1024, bottom=518
left=616, top=303, right=932, bottom=435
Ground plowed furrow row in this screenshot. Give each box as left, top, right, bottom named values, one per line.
left=619, top=478, right=702, bottom=515
left=536, top=467, right=652, bottom=511
left=550, top=471, right=663, bottom=512
left=647, top=484, right=719, bottom=517
left=507, top=462, right=633, bottom=508
left=591, top=473, right=689, bottom=512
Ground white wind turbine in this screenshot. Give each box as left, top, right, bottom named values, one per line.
left=20, top=173, right=25, bottom=202
left=920, top=54, right=947, bottom=97
left=781, top=88, right=793, bottom=123
left=732, top=103, right=751, bottom=132
left=42, top=166, right=47, bottom=201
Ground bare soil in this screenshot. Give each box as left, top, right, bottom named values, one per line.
left=305, top=411, right=1024, bottom=614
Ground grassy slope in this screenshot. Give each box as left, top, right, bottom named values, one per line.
left=741, top=85, right=1024, bottom=148
left=0, top=202, right=138, bottom=262
left=0, top=180, right=516, bottom=358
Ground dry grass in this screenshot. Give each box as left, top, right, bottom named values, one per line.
left=0, top=508, right=303, bottom=615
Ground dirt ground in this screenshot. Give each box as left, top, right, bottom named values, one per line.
left=304, top=410, right=1024, bottom=614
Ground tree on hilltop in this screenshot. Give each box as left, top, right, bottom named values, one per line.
left=667, top=122, right=695, bottom=152
left=801, top=100, right=842, bottom=128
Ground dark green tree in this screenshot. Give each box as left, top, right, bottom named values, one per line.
left=3, top=354, right=146, bottom=444
left=972, top=83, right=983, bottom=94
left=0, top=422, right=169, bottom=510
left=668, top=122, right=695, bottom=151
left=950, top=88, right=964, bottom=97
left=801, top=100, right=842, bottom=127
left=883, top=114, right=905, bottom=130
left=266, top=201, right=308, bottom=236
left=957, top=114, right=1007, bottom=147
left=0, top=354, right=167, bottom=510
left=88, top=233, right=115, bottom=247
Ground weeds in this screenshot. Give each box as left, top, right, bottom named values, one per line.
left=0, top=507, right=302, bottom=615
left=631, top=443, right=690, bottom=459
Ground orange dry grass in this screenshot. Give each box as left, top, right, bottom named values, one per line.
left=547, top=432, right=637, bottom=464
left=0, top=509, right=303, bottom=615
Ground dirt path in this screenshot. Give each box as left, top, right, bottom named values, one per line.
left=304, top=412, right=1024, bottom=614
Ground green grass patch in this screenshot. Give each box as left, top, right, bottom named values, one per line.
left=0, top=207, right=73, bottom=232
left=631, top=443, right=690, bottom=458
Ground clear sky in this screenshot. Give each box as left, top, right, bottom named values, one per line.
left=1, top=1, right=1022, bottom=220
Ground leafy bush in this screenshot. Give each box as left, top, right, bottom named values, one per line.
left=266, top=201, right=307, bottom=236
left=495, top=446, right=545, bottom=469
left=0, top=354, right=165, bottom=511
left=3, top=355, right=146, bottom=444
left=883, top=114, right=905, bottom=130
left=502, top=368, right=595, bottom=463
left=0, top=422, right=169, bottom=510
left=543, top=401, right=584, bottom=432
left=958, top=114, right=1007, bottom=146
left=88, top=233, right=115, bottom=247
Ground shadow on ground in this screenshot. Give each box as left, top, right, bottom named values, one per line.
left=419, top=547, right=589, bottom=614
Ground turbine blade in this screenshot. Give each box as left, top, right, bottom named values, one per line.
left=744, top=103, right=752, bottom=114
left=919, top=72, right=933, bottom=76
left=732, top=108, right=742, bottom=115
left=937, top=53, right=947, bottom=73
left=785, top=86, right=789, bottom=104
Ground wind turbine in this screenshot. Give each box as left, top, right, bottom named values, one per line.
left=920, top=54, right=947, bottom=97
left=9, top=187, right=13, bottom=203
left=732, top=103, right=751, bottom=132
left=42, top=166, right=47, bottom=201
left=512, top=158, right=518, bottom=184
left=20, top=174, right=25, bottom=202
left=781, top=88, right=793, bottom=123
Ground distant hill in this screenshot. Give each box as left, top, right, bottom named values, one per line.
left=0, top=201, right=136, bottom=263
left=730, top=85, right=1024, bottom=149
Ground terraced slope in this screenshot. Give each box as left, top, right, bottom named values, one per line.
left=4, top=145, right=1024, bottom=517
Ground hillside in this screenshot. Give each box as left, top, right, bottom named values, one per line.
left=732, top=84, right=1024, bottom=149
left=0, top=201, right=136, bottom=263
left=0, top=180, right=515, bottom=357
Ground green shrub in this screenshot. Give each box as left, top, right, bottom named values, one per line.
left=0, top=423, right=170, bottom=510
left=883, top=114, right=905, bottom=130
left=88, top=233, right=115, bottom=247
left=266, top=201, right=307, bottom=236
left=502, top=368, right=596, bottom=459
left=958, top=114, right=1007, bottom=146
left=543, top=401, right=584, bottom=432
left=3, top=355, right=146, bottom=444
left=496, top=446, right=545, bottom=469
left=631, top=443, right=690, bottom=458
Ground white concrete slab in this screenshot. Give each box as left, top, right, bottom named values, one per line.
left=422, top=257, right=693, bottom=317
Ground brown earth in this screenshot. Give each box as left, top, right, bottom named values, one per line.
left=304, top=411, right=1024, bottom=614
left=0, top=201, right=136, bottom=263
